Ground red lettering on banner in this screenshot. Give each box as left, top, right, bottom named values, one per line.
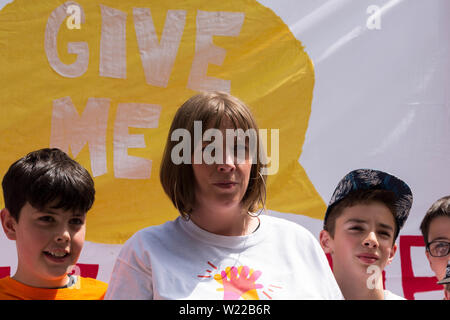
left=0, top=266, right=11, bottom=279
left=400, top=235, right=442, bottom=300
left=70, top=263, right=99, bottom=279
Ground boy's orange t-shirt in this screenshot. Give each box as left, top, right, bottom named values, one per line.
left=0, top=276, right=108, bottom=300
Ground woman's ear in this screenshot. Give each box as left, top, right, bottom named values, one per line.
left=320, top=229, right=334, bottom=254
left=1, top=208, right=17, bottom=240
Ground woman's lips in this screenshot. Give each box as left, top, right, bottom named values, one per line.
left=213, top=182, right=237, bottom=189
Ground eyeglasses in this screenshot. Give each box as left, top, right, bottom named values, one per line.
left=426, top=240, right=450, bottom=257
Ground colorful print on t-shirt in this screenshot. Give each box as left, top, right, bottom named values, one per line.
left=197, top=261, right=282, bottom=300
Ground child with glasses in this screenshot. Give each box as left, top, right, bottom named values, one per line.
left=420, top=195, right=450, bottom=298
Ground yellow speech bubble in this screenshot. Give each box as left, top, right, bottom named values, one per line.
left=0, top=0, right=325, bottom=244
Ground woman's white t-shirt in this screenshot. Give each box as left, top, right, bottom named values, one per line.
left=105, top=215, right=343, bottom=300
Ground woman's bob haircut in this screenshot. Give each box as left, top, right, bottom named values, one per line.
left=160, top=91, right=267, bottom=219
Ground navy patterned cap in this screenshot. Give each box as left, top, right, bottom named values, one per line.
left=323, top=169, right=413, bottom=230
left=437, top=261, right=450, bottom=285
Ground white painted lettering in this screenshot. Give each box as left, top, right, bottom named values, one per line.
left=50, top=97, right=110, bottom=177
left=187, top=11, right=244, bottom=92
left=133, top=8, right=186, bottom=87
left=44, top=1, right=88, bottom=78
left=113, top=103, right=162, bottom=179
left=100, top=5, right=127, bottom=79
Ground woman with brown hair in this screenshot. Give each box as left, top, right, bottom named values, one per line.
left=105, top=91, right=342, bottom=300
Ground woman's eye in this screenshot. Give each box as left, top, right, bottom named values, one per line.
left=235, top=141, right=248, bottom=151
left=234, top=143, right=249, bottom=156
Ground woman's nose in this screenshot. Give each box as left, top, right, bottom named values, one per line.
left=217, top=146, right=236, bottom=172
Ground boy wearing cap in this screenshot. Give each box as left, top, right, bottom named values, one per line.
left=319, top=169, right=413, bottom=300
left=419, top=196, right=450, bottom=298
left=0, top=148, right=107, bottom=299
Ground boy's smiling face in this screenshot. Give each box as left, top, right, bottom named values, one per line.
left=321, top=202, right=397, bottom=282
left=1, top=202, right=86, bottom=288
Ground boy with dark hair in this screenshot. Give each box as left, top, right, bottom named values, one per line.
left=319, top=169, right=413, bottom=300
left=0, top=148, right=107, bottom=299
left=420, top=196, right=450, bottom=299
